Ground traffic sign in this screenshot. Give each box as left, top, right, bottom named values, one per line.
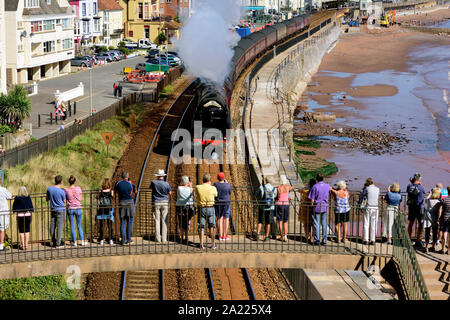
left=53, top=106, right=65, bottom=117
left=101, top=132, right=114, bottom=146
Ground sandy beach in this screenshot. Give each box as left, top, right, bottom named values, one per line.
left=297, top=23, right=450, bottom=191
left=396, top=7, right=450, bottom=26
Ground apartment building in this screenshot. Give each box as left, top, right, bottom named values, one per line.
left=5, top=0, right=75, bottom=85
left=244, top=0, right=304, bottom=13
left=69, top=0, right=101, bottom=50
left=159, top=0, right=191, bottom=20
left=98, top=0, right=123, bottom=47
left=0, top=0, right=6, bottom=93
left=118, top=0, right=162, bottom=42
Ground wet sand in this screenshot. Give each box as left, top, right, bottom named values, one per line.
left=302, top=28, right=450, bottom=191
left=396, top=7, right=450, bottom=26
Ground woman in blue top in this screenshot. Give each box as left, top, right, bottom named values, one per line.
left=383, top=182, right=402, bottom=244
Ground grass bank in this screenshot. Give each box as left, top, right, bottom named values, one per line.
left=0, top=102, right=146, bottom=300
left=293, top=138, right=338, bottom=183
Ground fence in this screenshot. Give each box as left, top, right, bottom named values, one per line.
left=0, top=67, right=184, bottom=169
left=0, top=190, right=427, bottom=262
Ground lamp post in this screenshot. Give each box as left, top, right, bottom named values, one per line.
left=89, top=66, right=93, bottom=115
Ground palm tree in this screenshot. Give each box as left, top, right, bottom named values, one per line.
left=0, top=86, right=31, bottom=131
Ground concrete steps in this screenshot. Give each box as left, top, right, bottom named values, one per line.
left=416, top=254, right=450, bottom=300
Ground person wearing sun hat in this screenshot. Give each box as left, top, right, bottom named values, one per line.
left=150, top=169, right=172, bottom=243
left=213, top=172, right=232, bottom=241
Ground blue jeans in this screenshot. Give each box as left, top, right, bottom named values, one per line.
left=67, top=209, right=84, bottom=242
left=313, top=211, right=328, bottom=243
left=120, top=216, right=134, bottom=244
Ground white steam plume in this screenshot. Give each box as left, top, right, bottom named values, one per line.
left=175, top=0, right=243, bottom=85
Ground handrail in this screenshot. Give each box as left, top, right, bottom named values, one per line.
left=392, top=211, right=430, bottom=300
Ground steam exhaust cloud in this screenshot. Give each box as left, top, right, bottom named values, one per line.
left=176, top=0, right=244, bottom=85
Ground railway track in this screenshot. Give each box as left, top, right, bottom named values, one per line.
left=121, top=270, right=165, bottom=300
left=207, top=268, right=256, bottom=300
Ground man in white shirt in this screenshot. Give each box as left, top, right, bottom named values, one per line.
left=363, top=178, right=380, bottom=245
left=0, top=177, right=12, bottom=251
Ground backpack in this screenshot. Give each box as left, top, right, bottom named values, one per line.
left=263, top=185, right=275, bottom=210
left=407, top=185, right=419, bottom=206
left=99, top=191, right=113, bottom=207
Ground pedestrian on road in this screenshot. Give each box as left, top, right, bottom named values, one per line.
left=97, top=178, right=115, bottom=245
left=406, top=173, right=426, bottom=247
left=113, top=82, right=118, bottom=97
left=114, top=172, right=136, bottom=245
left=150, top=169, right=172, bottom=243
left=362, top=178, right=380, bottom=245
left=60, top=121, right=65, bottom=131
left=213, top=172, right=232, bottom=241
left=330, top=180, right=350, bottom=243
left=118, top=83, right=123, bottom=98
left=0, top=177, right=12, bottom=252
left=275, top=175, right=294, bottom=242
left=195, top=173, right=218, bottom=250
left=65, top=175, right=86, bottom=246
left=383, top=182, right=402, bottom=245
left=424, top=187, right=441, bottom=253
left=13, top=186, right=34, bottom=250
left=176, top=176, right=194, bottom=244
left=46, top=175, right=66, bottom=248
left=308, top=173, right=330, bottom=245
left=255, top=176, right=277, bottom=242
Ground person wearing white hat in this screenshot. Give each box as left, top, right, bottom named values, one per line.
left=150, top=169, right=172, bottom=243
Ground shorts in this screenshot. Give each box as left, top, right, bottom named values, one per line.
left=439, top=220, right=450, bottom=232
left=215, top=204, right=230, bottom=219
left=17, top=216, right=32, bottom=233
left=0, top=215, right=9, bottom=231
left=276, top=205, right=290, bottom=222
left=258, top=208, right=273, bottom=225
left=177, top=205, right=194, bottom=230
left=198, top=207, right=215, bottom=230
left=335, top=211, right=350, bottom=224
left=408, top=205, right=423, bottom=222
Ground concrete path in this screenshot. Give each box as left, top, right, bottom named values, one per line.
left=26, top=56, right=148, bottom=139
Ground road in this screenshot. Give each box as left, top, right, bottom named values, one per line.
left=26, top=55, right=148, bottom=139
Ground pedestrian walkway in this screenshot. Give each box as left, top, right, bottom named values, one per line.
left=416, top=251, right=450, bottom=300
left=25, top=56, right=148, bottom=139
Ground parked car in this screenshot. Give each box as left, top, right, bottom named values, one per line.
left=122, top=38, right=157, bottom=49
left=109, top=50, right=125, bottom=60
left=146, top=48, right=160, bottom=58
left=84, top=55, right=98, bottom=65
left=135, top=63, right=146, bottom=71
left=156, top=53, right=181, bottom=65
left=145, top=58, right=171, bottom=67
left=96, top=52, right=115, bottom=63
left=70, top=56, right=92, bottom=67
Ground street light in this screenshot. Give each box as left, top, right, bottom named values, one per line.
left=89, top=66, right=93, bottom=115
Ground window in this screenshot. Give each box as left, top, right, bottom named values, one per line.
left=144, top=3, right=149, bottom=19
left=83, top=20, right=90, bottom=34
left=62, top=18, right=71, bottom=29
left=62, top=39, right=73, bottom=50
left=43, top=41, right=55, bottom=53
left=43, top=20, right=55, bottom=31
left=82, top=3, right=87, bottom=16
left=93, top=19, right=100, bottom=32
left=46, top=0, right=51, bottom=4
left=138, top=3, right=143, bottom=19
left=30, top=21, right=42, bottom=33
left=129, top=30, right=133, bottom=37
left=25, top=0, right=39, bottom=8
left=167, top=0, right=171, bottom=3
left=93, top=2, right=97, bottom=15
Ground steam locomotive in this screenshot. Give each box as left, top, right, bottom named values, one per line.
left=192, top=14, right=312, bottom=146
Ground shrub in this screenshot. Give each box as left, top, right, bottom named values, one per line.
left=158, top=32, right=167, bottom=44
left=94, top=46, right=108, bottom=53
left=0, top=86, right=31, bottom=131
left=108, top=45, right=115, bottom=50
left=0, top=124, right=12, bottom=136
left=117, top=46, right=131, bottom=55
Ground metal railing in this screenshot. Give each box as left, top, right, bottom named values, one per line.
left=392, top=212, right=430, bottom=300
left=0, top=192, right=421, bottom=265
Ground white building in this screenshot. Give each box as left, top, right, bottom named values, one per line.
left=70, top=0, right=101, bottom=51
left=243, top=0, right=305, bottom=14
left=5, top=0, right=75, bottom=85
left=98, top=0, right=123, bottom=48
left=0, top=0, right=6, bottom=93
left=360, top=0, right=383, bottom=21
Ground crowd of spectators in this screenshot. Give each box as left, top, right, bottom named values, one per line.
left=0, top=170, right=448, bottom=255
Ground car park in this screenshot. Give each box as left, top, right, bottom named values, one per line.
left=109, top=50, right=125, bottom=60
left=96, top=52, right=115, bottom=63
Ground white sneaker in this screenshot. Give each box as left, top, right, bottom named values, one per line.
left=99, top=240, right=104, bottom=245
left=72, top=242, right=78, bottom=247
left=80, top=241, right=88, bottom=246
left=109, top=240, right=114, bottom=245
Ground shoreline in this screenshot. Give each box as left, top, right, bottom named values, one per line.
left=295, top=24, right=450, bottom=191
